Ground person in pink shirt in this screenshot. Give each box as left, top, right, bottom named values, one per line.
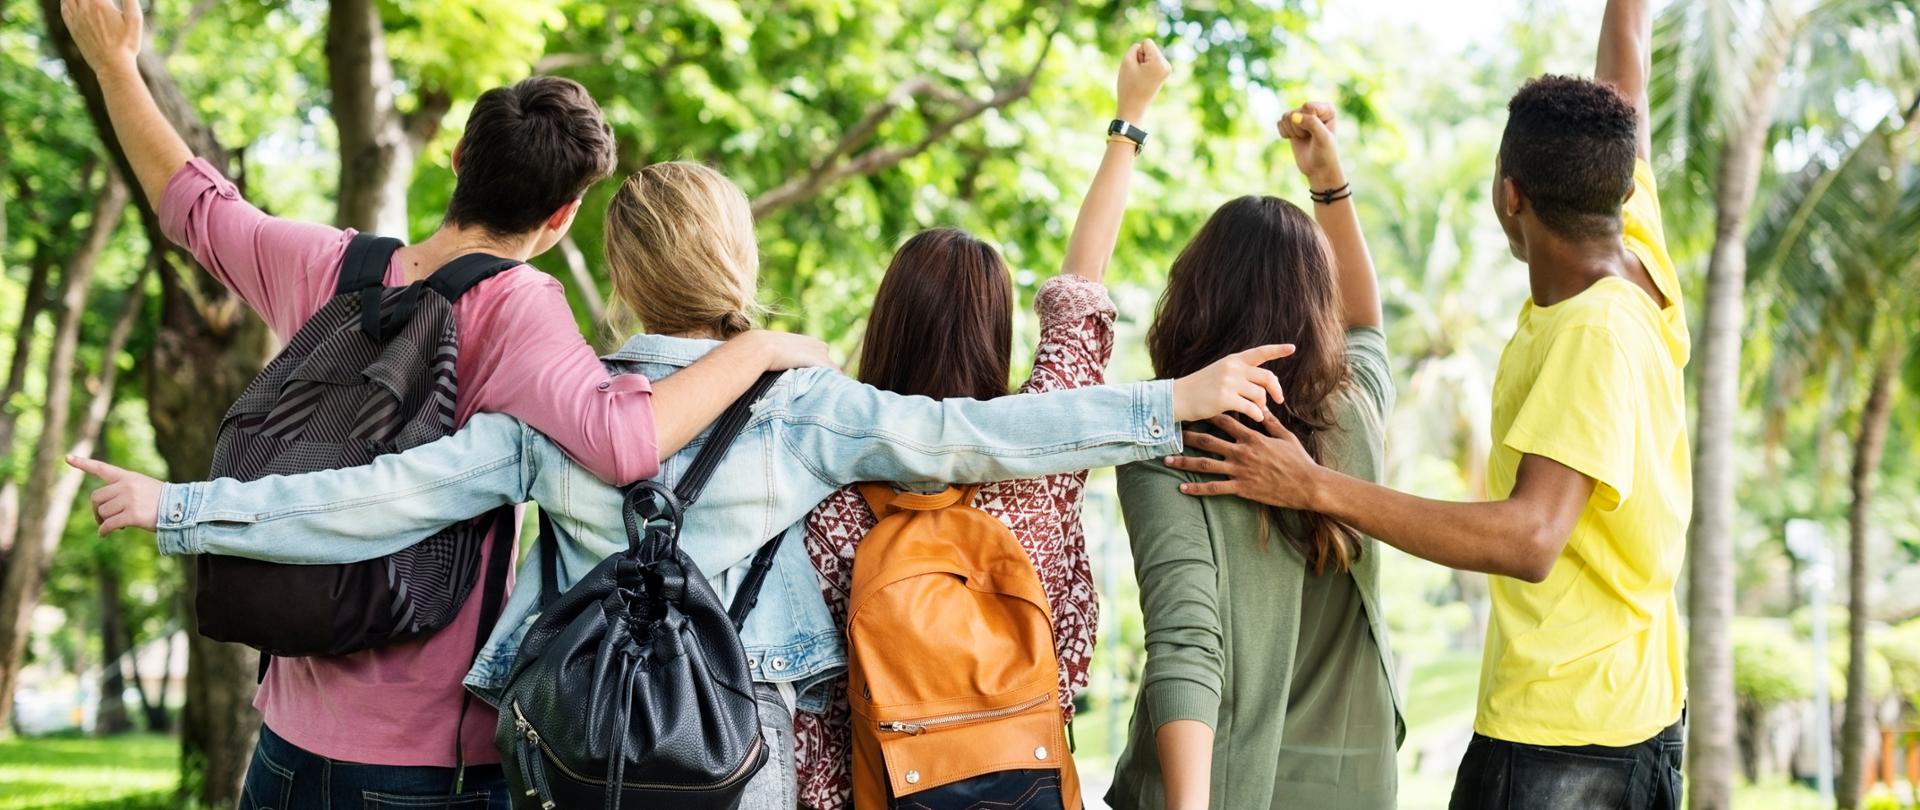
left=62, top=0, right=829, bottom=806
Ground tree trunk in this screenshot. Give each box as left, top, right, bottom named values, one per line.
left=327, top=0, right=445, bottom=235
left=0, top=252, right=53, bottom=456
left=96, top=560, right=134, bottom=735
left=43, top=4, right=265, bottom=803
left=0, top=170, right=128, bottom=731
left=1837, top=349, right=1898, bottom=809
left=1684, top=33, right=1791, bottom=810
left=0, top=251, right=55, bottom=561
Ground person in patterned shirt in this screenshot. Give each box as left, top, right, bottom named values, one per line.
left=793, top=40, right=1172, bottom=810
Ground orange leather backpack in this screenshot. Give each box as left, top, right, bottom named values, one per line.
left=846, top=483, right=1082, bottom=810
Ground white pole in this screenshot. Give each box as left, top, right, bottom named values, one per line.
left=1788, top=518, right=1834, bottom=802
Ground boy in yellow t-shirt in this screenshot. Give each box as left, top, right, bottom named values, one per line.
left=1160, top=0, right=1690, bottom=807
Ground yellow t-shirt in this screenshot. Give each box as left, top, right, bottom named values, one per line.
left=1475, top=160, right=1693, bottom=747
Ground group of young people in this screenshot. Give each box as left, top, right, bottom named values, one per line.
left=56, top=0, right=1691, bottom=806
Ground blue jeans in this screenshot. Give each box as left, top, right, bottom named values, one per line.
left=239, top=725, right=510, bottom=810
left=1448, top=716, right=1685, bottom=810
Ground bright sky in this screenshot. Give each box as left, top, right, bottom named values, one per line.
left=1314, top=0, right=1523, bottom=51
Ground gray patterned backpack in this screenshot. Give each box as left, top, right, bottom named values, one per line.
left=195, top=234, right=519, bottom=663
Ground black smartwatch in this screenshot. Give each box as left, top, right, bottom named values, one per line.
left=1108, top=119, right=1148, bottom=153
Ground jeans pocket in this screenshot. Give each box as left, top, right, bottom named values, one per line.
left=361, top=790, right=493, bottom=810
left=1508, top=745, right=1638, bottom=810
left=240, top=743, right=295, bottom=810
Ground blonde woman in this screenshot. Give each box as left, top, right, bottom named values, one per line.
left=76, top=161, right=1291, bottom=806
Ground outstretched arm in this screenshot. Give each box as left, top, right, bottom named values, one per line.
left=61, top=0, right=193, bottom=208
left=1279, top=102, right=1380, bottom=328
left=1058, top=41, right=1169, bottom=284
left=1595, top=0, right=1653, bottom=159
left=1166, top=415, right=1594, bottom=583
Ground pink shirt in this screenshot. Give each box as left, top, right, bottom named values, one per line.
left=160, top=158, right=660, bottom=767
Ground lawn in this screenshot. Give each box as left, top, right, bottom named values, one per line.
left=0, top=707, right=1850, bottom=810
left=0, top=734, right=177, bottom=810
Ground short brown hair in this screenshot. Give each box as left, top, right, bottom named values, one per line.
left=445, top=76, right=616, bottom=235
left=1149, top=196, right=1359, bottom=574
left=857, top=228, right=1014, bottom=402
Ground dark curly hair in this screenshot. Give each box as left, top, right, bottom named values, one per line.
left=1497, top=75, right=1638, bottom=239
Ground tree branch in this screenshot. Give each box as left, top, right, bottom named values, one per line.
left=749, top=6, right=1064, bottom=217
left=403, top=87, right=453, bottom=152
left=162, top=0, right=221, bottom=57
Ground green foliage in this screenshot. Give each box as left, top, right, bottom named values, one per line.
left=1734, top=620, right=1814, bottom=708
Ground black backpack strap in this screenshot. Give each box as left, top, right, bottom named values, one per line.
left=726, top=532, right=785, bottom=631
left=452, top=505, right=519, bottom=788
left=671, top=372, right=782, bottom=508
left=425, top=253, right=522, bottom=304
left=471, top=506, right=517, bottom=659
left=537, top=510, right=561, bottom=610
left=335, top=233, right=404, bottom=296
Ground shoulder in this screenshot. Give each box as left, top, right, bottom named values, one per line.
left=1551, top=284, right=1661, bottom=358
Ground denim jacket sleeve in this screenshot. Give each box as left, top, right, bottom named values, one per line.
left=776, top=371, right=1182, bottom=487
left=153, top=412, right=535, bottom=563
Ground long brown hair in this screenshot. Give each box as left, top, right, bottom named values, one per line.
left=857, top=228, right=1014, bottom=401
left=1148, top=195, right=1360, bottom=574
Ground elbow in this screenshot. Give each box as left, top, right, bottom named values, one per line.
left=1503, top=523, right=1569, bottom=584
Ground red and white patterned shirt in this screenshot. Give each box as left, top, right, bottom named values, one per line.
left=793, top=274, right=1116, bottom=810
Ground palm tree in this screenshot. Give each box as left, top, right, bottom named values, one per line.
left=1652, top=1, right=1918, bottom=805
left=1747, top=99, right=1920, bottom=807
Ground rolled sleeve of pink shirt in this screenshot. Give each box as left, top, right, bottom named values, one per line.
left=159, top=158, right=352, bottom=336
left=459, top=270, right=661, bottom=485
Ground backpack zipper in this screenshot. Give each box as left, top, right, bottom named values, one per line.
left=511, top=702, right=764, bottom=792
left=875, top=693, right=1052, bottom=736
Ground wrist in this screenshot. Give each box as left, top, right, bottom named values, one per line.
left=1115, top=104, right=1150, bottom=125
left=1306, top=168, right=1348, bottom=191
left=92, top=52, right=142, bottom=85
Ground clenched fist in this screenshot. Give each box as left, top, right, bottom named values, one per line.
left=1116, top=40, right=1171, bottom=123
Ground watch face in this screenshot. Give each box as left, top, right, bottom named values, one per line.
left=1108, top=120, right=1125, bottom=135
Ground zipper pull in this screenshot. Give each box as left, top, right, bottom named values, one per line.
left=879, top=721, right=926, bottom=736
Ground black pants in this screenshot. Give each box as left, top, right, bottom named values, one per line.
left=239, top=724, right=510, bottom=810
left=1447, top=716, right=1685, bottom=810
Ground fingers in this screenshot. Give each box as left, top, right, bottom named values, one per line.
left=101, top=511, right=139, bottom=535
left=1141, top=40, right=1166, bottom=67
left=1181, top=430, right=1239, bottom=458
left=1126, top=41, right=1145, bottom=64
left=1162, top=454, right=1233, bottom=476
left=1259, top=409, right=1290, bottom=439
left=1178, top=479, right=1241, bottom=497
left=1302, top=101, right=1336, bottom=125
left=1300, top=110, right=1335, bottom=141
left=66, top=453, right=122, bottom=481
left=124, top=0, right=142, bottom=28
left=1237, top=343, right=1297, bottom=366
left=1255, top=368, right=1285, bottom=408
left=1208, top=413, right=1260, bottom=441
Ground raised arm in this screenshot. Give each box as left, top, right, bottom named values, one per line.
left=1058, top=41, right=1169, bottom=284
left=1279, top=102, right=1380, bottom=328
left=1595, top=0, right=1654, bottom=159
left=61, top=0, right=194, bottom=209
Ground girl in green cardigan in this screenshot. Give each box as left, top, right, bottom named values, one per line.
left=1107, top=102, right=1403, bottom=810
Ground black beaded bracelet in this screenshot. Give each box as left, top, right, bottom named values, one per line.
left=1305, top=182, right=1351, bottom=204
left=1310, top=183, right=1352, bottom=204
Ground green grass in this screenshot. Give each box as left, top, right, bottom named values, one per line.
left=0, top=733, right=178, bottom=810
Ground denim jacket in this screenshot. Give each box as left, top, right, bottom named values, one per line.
left=155, top=334, right=1180, bottom=710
